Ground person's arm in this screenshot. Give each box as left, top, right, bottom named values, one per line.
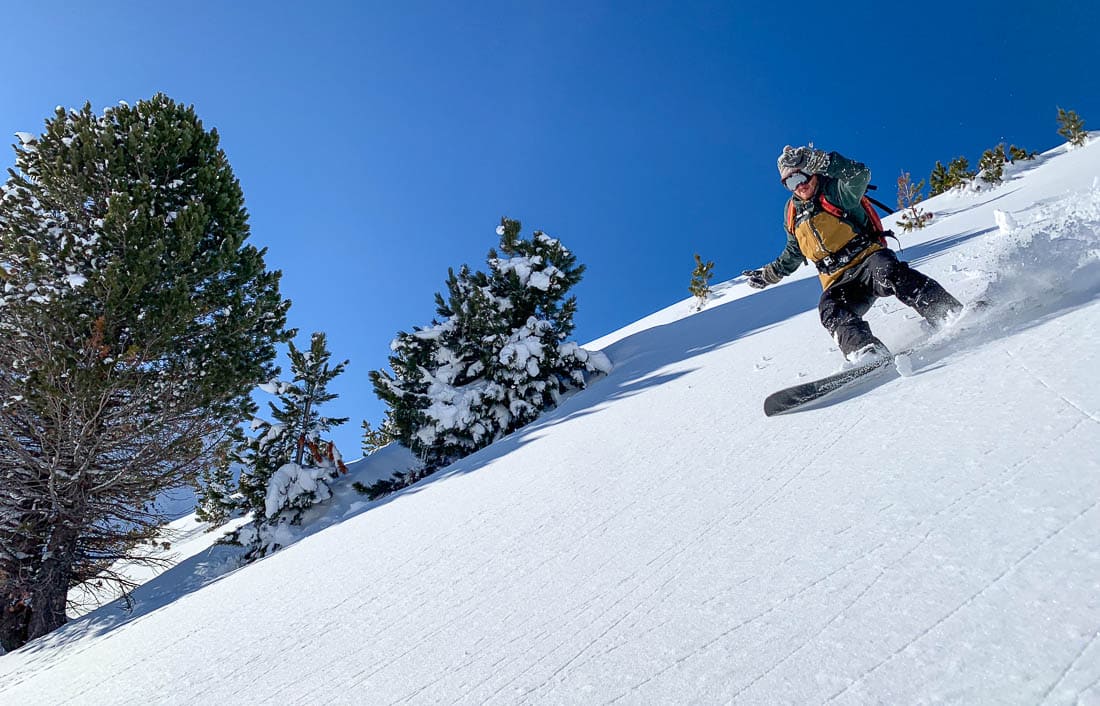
left=743, top=218, right=806, bottom=288
left=823, top=152, right=871, bottom=212
left=768, top=230, right=806, bottom=278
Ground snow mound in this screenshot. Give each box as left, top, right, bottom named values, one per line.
left=982, top=186, right=1100, bottom=307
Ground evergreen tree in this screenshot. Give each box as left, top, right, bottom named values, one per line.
left=232, top=332, right=349, bottom=559
left=236, top=411, right=298, bottom=515
left=946, top=156, right=976, bottom=189
left=195, top=435, right=244, bottom=528
left=979, top=144, right=1008, bottom=184
left=238, top=332, right=349, bottom=518
left=1057, top=107, right=1088, bottom=147
left=929, top=161, right=951, bottom=196
left=929, top=157, right=975, bottom=195
left=0, top=95, right=290, bottom=649
left=370, top=218, right=610, bottom=480
left=282, top=332, right=350, bottom=467
left=1008, top=145, right=1038, bottom=162
left=361, top=418, right=394, bottom=456
left=689, top=254, right=715, bottom=311
left=370, top=324, right=441, bottom=460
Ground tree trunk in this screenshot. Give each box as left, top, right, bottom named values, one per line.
left=0, top=595, right=31, bottom=652
left=25, top=528, right=79, bottom=643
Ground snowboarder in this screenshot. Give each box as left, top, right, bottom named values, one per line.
left=743, top=145, right=962, bottom=363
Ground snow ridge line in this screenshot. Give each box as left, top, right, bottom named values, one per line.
left=723, top=405, right=1086, bottom=701
left=726, top=566, right=887, bottom=702
left=483, top=430, right=838, bottom=704
left=1003, top=349, right=1100, bottom=425
left=1079, top=672, right=1100, bottom=704
left=823, top=493, right=1100, bottom=704
left=606, top=537, right=893, bottom=705
left=592, top=424, right=875, bottom=703
left=607, top=405, right=1050, bottom=703
left=1036, top=624, right=1100, bottom=705
left=398, top=510, right=628, bottom=704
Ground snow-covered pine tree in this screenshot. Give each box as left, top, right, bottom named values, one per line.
left=482, top=217, right=604, bottom=427
left=370, top=313, right=447, bottom=460
left=422, top=263, right=507, bottom=461
left=689, top=253, right=715, bottom=310
left=0, top=96, right=290, bottom=649
left=369, top=218, right=610, bottom=480
left=1008, top=145, right=1038, bottom=162
left=1057, top=107, right=1087, bottom=147
left=929, top=156, right=975, bottom=196
left=233, top=332, right=349, bottom=559
left=236, top=413, right=297, bottom=516
left=979, top=144, right=1008, bottom=184
left=947, top=156, right=976, bottom=189
left=195, top=435, right=245, bottom=528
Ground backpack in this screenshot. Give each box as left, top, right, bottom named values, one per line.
left=785, top=187, right=896, bottom=248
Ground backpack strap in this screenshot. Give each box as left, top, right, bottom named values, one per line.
left=818, top=193, right=897, bottom=248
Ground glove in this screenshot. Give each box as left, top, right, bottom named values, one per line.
left=743, top=266, right=782, bottom=289
left=777, top=145, right=830, bottom=175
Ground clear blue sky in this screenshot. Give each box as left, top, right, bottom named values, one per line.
left=3, top=0, right=1098, bottom=457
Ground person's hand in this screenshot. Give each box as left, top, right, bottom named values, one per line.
left=777, top=145, right=830, bottom=175
left=743, top=267, right=780, bottom=289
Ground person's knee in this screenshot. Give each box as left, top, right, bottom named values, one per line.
left=874, top=251, right=906, bottom=279
left=818, top=296, right=840, bottom=328
left=819, top=296, right=855, bottom=332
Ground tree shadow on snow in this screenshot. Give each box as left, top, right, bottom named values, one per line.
left=8, top=540, right=245, bottom=663
left=895, top=227, right=994, bottom=266
left=930, top=186, right=1023, bottom=219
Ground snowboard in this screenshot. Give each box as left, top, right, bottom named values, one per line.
left=762, top=300, right=993, bottom=417
left=763, top=352, right=908, bottom=417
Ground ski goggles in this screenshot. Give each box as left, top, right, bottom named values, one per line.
left=782, top=171, right=809, bottom=191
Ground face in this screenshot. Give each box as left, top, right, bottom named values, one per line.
left=793, top=174, right=819, bottom=200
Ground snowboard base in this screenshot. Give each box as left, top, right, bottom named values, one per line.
left=764, top=354, right=902, bottom=416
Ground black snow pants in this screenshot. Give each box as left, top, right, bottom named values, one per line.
left=818, top=249, right=962, bottom=356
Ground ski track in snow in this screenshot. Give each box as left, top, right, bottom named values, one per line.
left=826, top=496, right=1100, bottom=704
left=1040, top=625, right=1100, bottom=705
left=1004, top=347, right=1100, bottom=425
left=612, top=411, right=1092, bottom=705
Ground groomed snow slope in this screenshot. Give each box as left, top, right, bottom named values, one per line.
left=2, top=141, right=1099, bottom=704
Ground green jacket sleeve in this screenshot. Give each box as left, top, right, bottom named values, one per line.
left=767, top=229, right=806, bottom=279
left=822, top=152, right=871, bottom=212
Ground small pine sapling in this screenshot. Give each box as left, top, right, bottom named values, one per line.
left=361, top=417, right=395, bottom=456
left=689, top=254, right=715, bottom=311
left=195, top=437, right=243, bottom=528
left=979, top=144, right=1008, bottom=184
left=1008, top=145, right=1037, bottom=162
left=930, top=157, right=975, bottom=194
left=946, top=156, right=976, bottom=189
left=1057, top=107, right=1088, bottom=147
left=929, top=161, right=950, bottom=196
left=896, top=172, right=931, bottom=232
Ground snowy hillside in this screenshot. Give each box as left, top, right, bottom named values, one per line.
left=2, top=139, right=1099, bottom=704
